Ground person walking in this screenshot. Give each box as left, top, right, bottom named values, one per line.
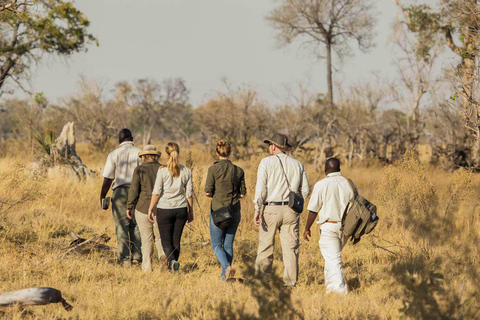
left=254, top=133, right=310, bottom=287
left=148, top=142, right=193, bottom=273
left=205, top=140, right=246, bottom=281
left=100, top=129, right=142, bottom=266
left=126, top=145, right=165, bottom=272
left=304, top=157, right=356, bottom=295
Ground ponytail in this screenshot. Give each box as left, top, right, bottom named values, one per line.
left=165, top=142, right=181, bottom=178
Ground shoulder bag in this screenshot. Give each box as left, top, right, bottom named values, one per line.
left=277, top=155, right=304, bottom=214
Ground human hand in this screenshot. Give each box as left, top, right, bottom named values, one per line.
left=127, top=210, right=132, bottom=219
left=187, top=212, right=194, bottom=223
left=100, top=198, right=107, bottom=210
left=254, top=210, right=262, bottom=226
left=148, top=209, right=155, bottom=223
left=303, top=229, right=311, bottom=241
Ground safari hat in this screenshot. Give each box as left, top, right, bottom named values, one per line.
left=138, top=145, right=161, bottom=157
left=263, top=133, right=293, bottom=151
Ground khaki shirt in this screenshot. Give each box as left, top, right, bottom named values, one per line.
left=205, top=159, right=247, bottom=212
left=127, top=161, right=162, bottom=214
left=102, top=141, right=142, bottom=189
left=152, top=165, right=193, bottom=209
left=253, top=152, right=310, bottom=211
left=307, top=172, right=356, bottom=224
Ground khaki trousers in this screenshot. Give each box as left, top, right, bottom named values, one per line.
left=135, top=210, right=164, bottom=272
left=255, top=205, right=300, bottom=287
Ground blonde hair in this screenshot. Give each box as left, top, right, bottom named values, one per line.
left=165, top=142, right=181, bottom=178
left=216, top=140, right=231, bottom=158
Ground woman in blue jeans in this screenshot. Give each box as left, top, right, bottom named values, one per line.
left=205, top=140, right=246, bottom=280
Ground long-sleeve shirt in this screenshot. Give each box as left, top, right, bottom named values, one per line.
left=205, top=159, right=247, bottom=212
left=307, top=172, right=357, bottom=224
left=126, top=161, right=161, bottom=214
left=253, top=152, right=310, bottom=211
left=152, top=165, right=193, bottom=209
left=102, top=141, right=142, bottom=189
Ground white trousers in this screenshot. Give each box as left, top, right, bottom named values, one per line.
left=319, top=223, right=348, bottom=295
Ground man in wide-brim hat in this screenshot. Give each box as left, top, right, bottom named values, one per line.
left=253, top=132, right=310, bottom=287
left=263, top=133, right=293, bottom=152
left=126, top=145, right=165, bottom=272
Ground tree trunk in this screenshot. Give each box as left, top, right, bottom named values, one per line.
left=0, top=287, right=73, bottom=311
left=326, top=40, right=334, bottom=109
left=143, top=127, right=152, bottom=146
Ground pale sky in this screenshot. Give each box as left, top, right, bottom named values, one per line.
left=26, top=0, right=420, bottom=107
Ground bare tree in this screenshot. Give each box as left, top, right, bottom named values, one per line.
left=394, top=0, right=480, bottom=166
left=390, top=17, right=442, bottom=152
left=194, top=87, right=270, bottom=158
left=267, top=0, right=376, bottom=108
left=64, top=79, right=122, bottom=151
left=116, top=78, right=189, bottom=146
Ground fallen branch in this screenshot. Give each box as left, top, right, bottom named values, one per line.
left=57, top=233, right=117, bottom=258
left=0, top=287, right=73, bottom=311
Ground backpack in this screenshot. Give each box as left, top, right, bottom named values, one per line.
left=341, top=179, right=379, bottom=245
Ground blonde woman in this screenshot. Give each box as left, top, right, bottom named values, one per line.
left=205, top=140, right=246, bottom=280
left=148, top=142, right=193, bottom=273
left=127, top=145, right=165, bottom=272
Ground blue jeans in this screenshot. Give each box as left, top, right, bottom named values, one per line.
left=209, top=211, right=241, bottom=279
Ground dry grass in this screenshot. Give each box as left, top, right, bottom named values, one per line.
left=0, top=146, right=479, bottom=319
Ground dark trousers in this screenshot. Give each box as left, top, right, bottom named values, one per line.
left=156, top=207, right=188, bottom=264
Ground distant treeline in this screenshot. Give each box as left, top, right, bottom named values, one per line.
left=0, top=77, right=472, bottom=169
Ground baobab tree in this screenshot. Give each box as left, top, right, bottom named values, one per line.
left=267, top=0, right=376, bottom=108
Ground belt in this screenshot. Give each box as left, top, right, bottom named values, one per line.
left=323, top=220, right=339, bottom=224
left=114, top=185, right=130, bottom=190
left=264, top=201, right=289, bottom=206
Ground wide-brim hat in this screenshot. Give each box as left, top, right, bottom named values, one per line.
left=263, top=133, right=293, bottom=151
left=138, top=145, right=161, bottom=157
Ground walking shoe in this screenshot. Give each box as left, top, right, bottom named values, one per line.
left=225, top=266, right=236, bottom=280
left=170, top=260, right=180, bottom=274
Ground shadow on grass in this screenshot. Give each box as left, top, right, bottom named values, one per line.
left=215, top=240, right=304, bottom=320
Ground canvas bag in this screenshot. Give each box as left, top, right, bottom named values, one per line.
left=211, top=165, right=237, bottom=229
left=276, top=155, right=304, bottom=214
left=341, top=179, right=379, bottom=244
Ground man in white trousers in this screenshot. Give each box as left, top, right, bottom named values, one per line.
left=303, top=158, right=356, bottom=294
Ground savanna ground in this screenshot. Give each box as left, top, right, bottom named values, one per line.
left=0, top=143, right=479, bottom=320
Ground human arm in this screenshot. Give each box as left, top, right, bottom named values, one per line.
left=187, top=197, right=194, bottom=223
left=300, top=165, right=310, bottom=199
left=100, top=178, right=113, bottom=209
left=186, top=169, right=194, bottom=222
left=148, top=169, right=163, bottom=223
left=238, top=168, right=247, bottom=199
left=303, top=211, right=318, bottom=241
left=126, top=168, right=141, bottom=219
left=204, top=166, right=215, bottom=198
left=148, top=194, right=160, bottom=223
left=253, top=160, right=267, bottom=210
left=304, top=183, right=322, bottom=238
left=100, top=153, right=115, bottom=209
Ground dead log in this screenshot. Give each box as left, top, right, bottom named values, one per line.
left=57, top=233, right=117, bottom=258
left=0, top=287, right=73, bottom=311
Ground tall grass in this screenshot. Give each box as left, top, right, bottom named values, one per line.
left=0, top=148, right=479, bottom=319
